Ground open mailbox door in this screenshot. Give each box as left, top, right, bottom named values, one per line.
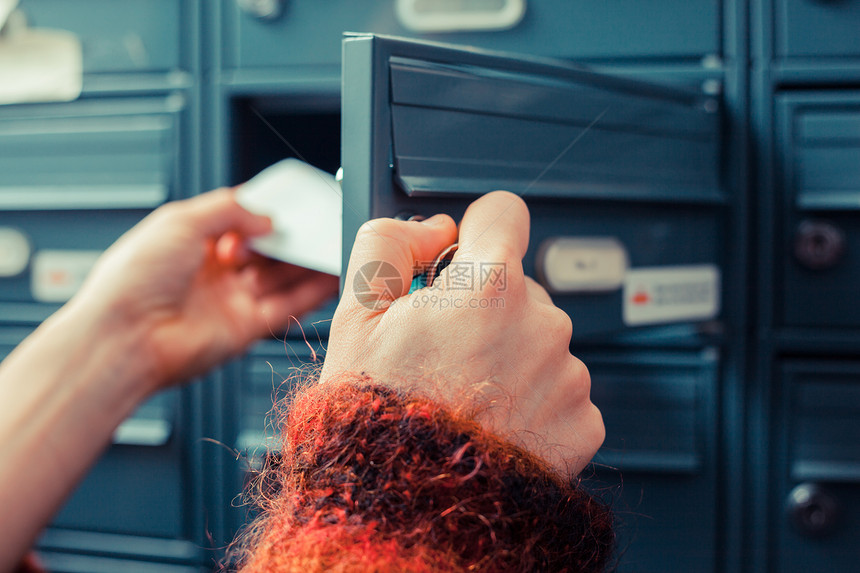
left=341, top=34, right=723, bottom=337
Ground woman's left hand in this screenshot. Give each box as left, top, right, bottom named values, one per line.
left=74, top=188, right=339, bottom=390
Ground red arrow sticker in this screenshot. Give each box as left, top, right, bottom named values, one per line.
left=632, top=290, right=651, bottom=305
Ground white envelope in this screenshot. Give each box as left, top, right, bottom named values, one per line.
left=235, top=159, right=342, bottom=276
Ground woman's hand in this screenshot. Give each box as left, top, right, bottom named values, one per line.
left=73, top=188, right=339, bottom=391
left=0, top=187, right=338, bottom=571
left=320, top=191, right=603, bottom=476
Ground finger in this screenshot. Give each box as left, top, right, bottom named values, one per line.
left=245, top=262, right=325, bottom=298
left=456, top=191, right=530, bottom=265
left=179, top=188, right=273, bottom=239
left=343, top=214, right=458, bottom=313
left=215, top=231, right=253, bottom=267
left=256, top=272, right=340, bottom=334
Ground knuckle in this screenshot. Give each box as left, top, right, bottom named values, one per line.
left=150, top=201, right=185, bottom=226
left=525, top=275, right=550, bottom=298
left=355, top=218, right=412, bottom=250
left=540, top=304, right=573, bottom=344
left=591, top=404, right=606, bottom=446
left=155, top=199, right=182, bottom=217
left=568, top=356, right=592, bottom=396
left=366, top=217, right=402, bottom=236
left=481, top=262, right=522, bottom=298
left=356, top=218, right=387, bottom=241
left=553, top=307, right=574, bottom=341
left=575, top=357, right=591, bottom=389
left=487, top=190, right=530, bottom=224
left=576, top=401, right=606, bottom=458
left=485, top=242, right=522, bottom=268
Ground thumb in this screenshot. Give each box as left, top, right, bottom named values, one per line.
left=343, top=214, right=458, bottom=314
left=181, top=188, right=272, bottom=239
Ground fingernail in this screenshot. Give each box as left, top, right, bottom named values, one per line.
left=421, top=214, right=446, bottom=226
left=257, top=214, right=273, bottom=230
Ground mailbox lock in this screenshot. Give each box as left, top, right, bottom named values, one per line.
left=794, top=220, right=846, bottom=271
left=236, top=0, right=284, bottom=21
left=786, top=483, right=841, bottom=538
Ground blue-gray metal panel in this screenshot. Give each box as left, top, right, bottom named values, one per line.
left=798, top=112, right=860, bottom=142
left=793, top=106, right=860, bottom=210
left=790, top=372, right=860, bottom=483
left=237, top=338, right=324, bottom=454
left=345, top=34, right=721, bottom=204
left=342, top=34, right=725, bottom=337
left=775, top=0, right=860, bottom=58
left=795, top=148, right=860, bottom=210
left=587, top=473, right=719, bottom=573
left=39, top=529, right=201, bottom=563
left=50, top=422, right=187, bottom=538
left=583, top=349, right=719, bottom=572
left=224, top=0, right=720, bottom=70
left=778, top=93, right=860, bottom=328
left=525, top=203, right=723, bottom=337
left=587, top=351, right=715, bottom=474
left=228, top=338, right=325, bottom=537
left=114, top=392, right=174, bottom=447
left=52, top=390, right=186, bottom=539
left=0, top=325, right=37, bottom=351
left=18, top=0, right=183, bottom=73
left=37, top=551, right=203, bottom=573
left=392, top=106, right=720, bottom=201
left=775, top=361, right=860, bottom=572
left=0, top=210, right=148, bottom=303
left=0, top=97, right=183, bottom=210
left=781, top=209, right=860, bottom=328
left=390, top=58, right=715, bottom=137
left=389, top=55, right=720, bottom=201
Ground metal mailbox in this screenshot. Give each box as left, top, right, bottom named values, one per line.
left=585, top=348, right=720, bottom=573
left=0, top=96, right=183, bottom=211
left=775, top=0, right=860, bottom=59
left=778, top=93, right=860, bottom=328
left=17, top=0, right=183, bottom=74
left=224, top=0, right=720, bottom=71
left=340, top=34, right=725, bottom=337
left=775, top=361, right=860, bottom=572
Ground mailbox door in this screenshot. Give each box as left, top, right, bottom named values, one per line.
left=341, top=34, right=724, bottom=337
left=777, top=93, right=860, bottom=329
left=774, top=361, right=860, bottom=572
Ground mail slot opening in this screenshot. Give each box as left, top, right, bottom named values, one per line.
left=229, top=96, right=342, bottom=335
left=231, top=96, right=342, bottom=185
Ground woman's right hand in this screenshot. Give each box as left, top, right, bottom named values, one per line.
left=320, top=191, right=604, bottom=476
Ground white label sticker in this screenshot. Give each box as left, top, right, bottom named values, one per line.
left=396, top=0, right=526, bottom=32
left=538, top=237, right=628, bottom=294
left=623, top=265, right=720, bottom=326
left=31, top=250, right=101, bottom=303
